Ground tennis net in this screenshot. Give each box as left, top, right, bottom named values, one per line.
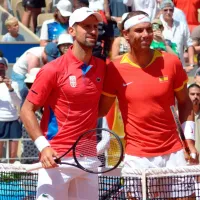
left=0, top=163, right=200, bottom=199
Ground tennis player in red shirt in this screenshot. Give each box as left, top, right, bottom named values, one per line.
left=99, top=10, right=199, bottom=199
left=21, top=7, right=105, bottom=200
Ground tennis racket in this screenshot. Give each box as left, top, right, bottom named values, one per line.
left=24, top=128, right=124, bottom=174
left=170, top=105, right=191, bottom=159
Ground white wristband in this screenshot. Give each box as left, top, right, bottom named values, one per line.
left=181, top=121, right=195, bottom=140
left=34, top=136, right=50, bottom=152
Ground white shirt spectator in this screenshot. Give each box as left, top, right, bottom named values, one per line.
left=89, top=0, right=104, bottom=11
left=123, top=0, right=158, bottom=20
left=0, top=82, right=21, bottom=121
left=160, top=16, right=193, bottom=66
left=13, top=47, right=44, bottom=76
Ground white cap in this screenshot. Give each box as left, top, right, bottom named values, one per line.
left=24, top=68, right=40, bottom=83
left=56, top=0, right=72, bottom=17
left=57, top=33, right=73, bottom=46
left=69, top=7, right=102, bottom=27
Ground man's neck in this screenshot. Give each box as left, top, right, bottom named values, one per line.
left=128, top=48, right=154, bottom=68
left=72, top=41, right=93, bottom=65
left=164, top=18, right=173, bottom=27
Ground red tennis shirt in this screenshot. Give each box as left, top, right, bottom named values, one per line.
left=102, top=50, right=188, bottom=157
left=27, top=47, right=105, bottom=155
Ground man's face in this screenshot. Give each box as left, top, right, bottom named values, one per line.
left=58, top=43, right=72, bottom=55
left=123, top=22, right=153, bottom=50
left=70, top=15, right=99, bottom=48
left=189, top=87, right=200, bottom=106
left=57, top=10, right=70, bottom=24
left=0, top=64, right=7, bottom=78
left=162, top=6, right=174, bottom=21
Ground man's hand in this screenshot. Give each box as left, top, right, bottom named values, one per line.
left=0, top=76, right=12, bottom=90
left=39, top=147, right=59, bottom=169
left=153, top=30, right=164, bottom=42
left=185, top=140, right=199, bottom=165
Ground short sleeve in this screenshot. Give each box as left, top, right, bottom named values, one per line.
left=102, top=61, right=120, bottom=97
left=173, top=56, right=188, bottom=92
left=26, top=63, right=56, bottom=106
left=40, top=20, right=49, bottom=40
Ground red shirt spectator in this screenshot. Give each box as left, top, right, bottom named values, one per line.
left=173, top=0, right=200, bottom=32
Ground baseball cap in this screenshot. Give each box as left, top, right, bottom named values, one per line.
left=24, top=68, right=40, bottom=83
left=0, top=57, right=7, bottom=66
left=57, top=33, right=73, bottom=47
left=69, top=7, right=102, bottom=27
left=56, top=0, right=72, bottom=17
left=160, top=0, right=174, bottom=9
left=44, top=42, right=60, bottom=62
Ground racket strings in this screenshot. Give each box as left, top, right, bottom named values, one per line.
left=74, top=130, right=123, bottom=173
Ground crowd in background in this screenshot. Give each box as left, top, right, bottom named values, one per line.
left=0, top=0, right=200, bottom=163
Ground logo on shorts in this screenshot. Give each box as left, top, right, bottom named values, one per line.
left=42, top=194, right=49, bottom=198
left=69, top=76, right=77, bottom=87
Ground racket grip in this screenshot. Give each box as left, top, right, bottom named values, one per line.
left=25, top=162, right=43, bottom=172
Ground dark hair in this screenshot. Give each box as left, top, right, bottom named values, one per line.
left=73, top=0, right=89, bottom=10
left=121, top=10, right=149, bottom=31
left=188, top=83, right=200, bottom=90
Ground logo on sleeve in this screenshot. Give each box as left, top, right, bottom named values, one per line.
left=69, top=76, right=77, bottom=87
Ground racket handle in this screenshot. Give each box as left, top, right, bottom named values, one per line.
left=24, top=162, right=43, bottom=172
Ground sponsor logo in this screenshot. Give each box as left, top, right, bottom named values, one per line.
left=138, top=16, right=146, bottom=20
left=122, top=82, right=133, bottom=86
left=69, top=76, right=77, bottom=87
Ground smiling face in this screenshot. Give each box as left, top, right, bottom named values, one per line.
left=123, top=22, right=153, bottom=51
left=69, top=15, right=99, bottom=48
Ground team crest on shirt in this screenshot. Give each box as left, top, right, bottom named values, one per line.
left=159, top=76, right=168, bottom=83
left=69, top=76, right=77, bottom=87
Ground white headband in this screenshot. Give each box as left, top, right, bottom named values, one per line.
left=124, top=14, right=151, bottom=30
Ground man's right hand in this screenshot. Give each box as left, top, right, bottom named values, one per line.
left=40, top=147, right=59, bottom=169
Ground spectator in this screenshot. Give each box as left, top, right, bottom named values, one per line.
left=111, top=12, right=130, bottom=60
left=123, top=0, right=159, bottom=21
left=191, top=25, right=200, bottom=67
left=2, top=17, right=25, bottom=42
left=157, top=0, right=187, bottom=24
left=11, top=42, right=60, bottom=104
left=104, top=0, right=129, bottom=54
left=0, top=57, right=22, bottom=163
left=57, top=33, right=73, bottom=55
left=194, top=68, right=200, bottom=86
left=160, top=0, right=195, bottom=70
left=73, top=0, right=89, bottom=11
left=188, top=83, right=200, bottom=158
left=21, top=0, right=46, bottom=33
left=0, top=0, right=11, bottom=12
left=21, top=68, right=41, bottom=164
left=89, top=0, right=104, bottom=11
left=150, top=18, right=178, bottom=55
left=40, top=0, right=72, bottom=46
left=173, top=0, right=200, bottom=32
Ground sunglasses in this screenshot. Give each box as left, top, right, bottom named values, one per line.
left=163, top=8, right=174, bottom=12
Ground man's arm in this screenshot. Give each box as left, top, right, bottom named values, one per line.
left=98, top=94, right=115, bottom=118
left=187, top=45, right=195, bottom=66
left=20, top=99, right=58, bottom=168
left=175, top=85, right=199, bottom=164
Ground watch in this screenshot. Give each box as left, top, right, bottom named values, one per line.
left=189, top=64, right=195, bottom=67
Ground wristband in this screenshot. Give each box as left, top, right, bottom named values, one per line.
left=181, top=121, right=195, bottom=140
left=34, top=136, right=50, bottom=152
